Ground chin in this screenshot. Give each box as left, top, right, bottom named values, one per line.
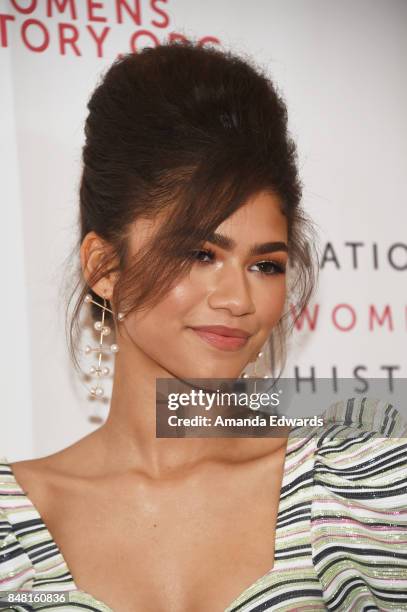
left=191, top=367, right=241, bottom=380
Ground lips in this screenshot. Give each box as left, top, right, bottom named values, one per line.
left=191, top=325, right=251, bottom=338
left=189, top=325, right=251, bottom=351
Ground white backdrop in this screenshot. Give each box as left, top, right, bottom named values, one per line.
left=1, top=0, right=406, bottom=461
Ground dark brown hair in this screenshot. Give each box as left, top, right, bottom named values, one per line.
left=65, top=40, right=318, bottom=376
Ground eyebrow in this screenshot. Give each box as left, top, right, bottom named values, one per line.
left=206, top=231, right=288, bottom=256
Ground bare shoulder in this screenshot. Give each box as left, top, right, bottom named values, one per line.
left=10, top=426, right=105, bottom=492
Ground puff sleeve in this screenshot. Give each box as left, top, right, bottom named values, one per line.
left=0, top=456, right=36, bottom=593
left=310, top=398, right=407, bottom=611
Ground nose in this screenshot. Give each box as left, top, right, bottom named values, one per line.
left=207, top=262, right=255, bottom=316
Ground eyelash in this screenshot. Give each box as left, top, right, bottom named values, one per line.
left=190, top=249, right=286, bottom=276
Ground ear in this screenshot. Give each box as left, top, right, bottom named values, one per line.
left=80, top=231, right=119, bottom=300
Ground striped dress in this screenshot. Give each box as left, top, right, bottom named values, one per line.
left=1, top=397, right=407, bottom=611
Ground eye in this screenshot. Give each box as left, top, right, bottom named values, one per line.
left=190, top=248, right=215, bottom=263
left=189, top=249, right=286, bottom=275
left=250, top=260, right=286, bottom=276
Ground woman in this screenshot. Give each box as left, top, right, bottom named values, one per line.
left=1, top=41, right=407, bottom=612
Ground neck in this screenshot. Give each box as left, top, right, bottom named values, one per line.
left=97, top=335, right=288, bottom=478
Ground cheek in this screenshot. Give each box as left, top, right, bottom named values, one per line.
left=258, top=278, right=286, bottom=326
left=123, top=290, right=189, bottom=359
left=124, top=278, right=205, bottom=365
left=138, top=276, right=204, bottom=333
left=155, top=280, right=201, bottom=319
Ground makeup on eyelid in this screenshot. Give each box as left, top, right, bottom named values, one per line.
left=191, top=248, right=287, bottom=275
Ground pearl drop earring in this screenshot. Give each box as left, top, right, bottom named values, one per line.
left=83, top=292, right=125, bottom=401
left=240, top=350, right=272, bottom=380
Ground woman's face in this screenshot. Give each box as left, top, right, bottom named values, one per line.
left=119, top=189, right=288, bottom=379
